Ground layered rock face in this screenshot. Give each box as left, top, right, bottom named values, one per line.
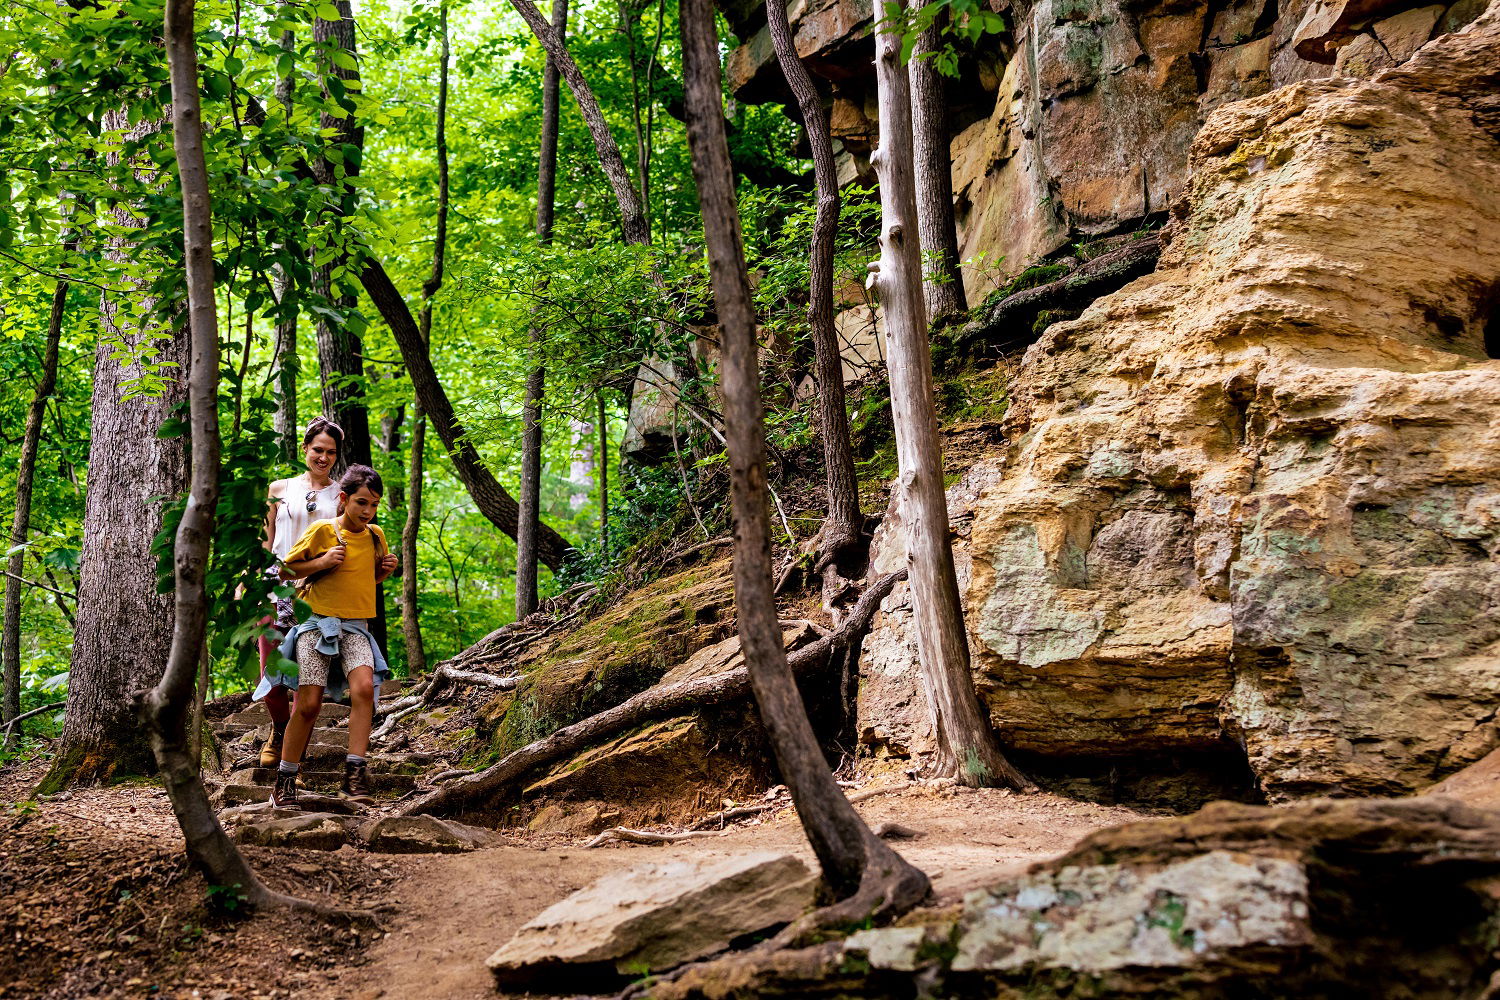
left=724, top=0, right=1486, bottom=307
left=965, top=8, right=1500, bottom=799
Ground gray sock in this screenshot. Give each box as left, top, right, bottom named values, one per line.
left=278, top=760, right=299, bottom=776
left=346, top=755, right=366, bottom=767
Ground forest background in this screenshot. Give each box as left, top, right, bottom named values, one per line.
left=0, top=0, right=896, bottom=747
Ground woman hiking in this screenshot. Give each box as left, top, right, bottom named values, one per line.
left=271, top=464, right=398, bottom=806
left=254, top=416, right=345, bottom=768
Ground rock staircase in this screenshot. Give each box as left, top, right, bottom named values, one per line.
left=209, top=679, right=495, bottom=854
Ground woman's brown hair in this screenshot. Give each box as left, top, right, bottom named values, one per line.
left=302, top=416, right=345, bottom=454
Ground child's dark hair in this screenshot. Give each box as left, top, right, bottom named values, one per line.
left=339, top=464, right=383, bottom=497
left=303, top=416, right=345, bottom=453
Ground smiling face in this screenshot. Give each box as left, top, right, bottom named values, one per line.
left=340, top=485, right=382, bottom=528
left=303, top=432, right=339, bottom=481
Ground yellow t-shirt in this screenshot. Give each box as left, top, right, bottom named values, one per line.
left=285, top=518, right=387, bottom=619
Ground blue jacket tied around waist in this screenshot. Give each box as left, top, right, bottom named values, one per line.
left=254, top=615, right=390, bottom=705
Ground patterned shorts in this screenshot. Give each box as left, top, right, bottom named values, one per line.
left=295, top=621, right=374, bottom=689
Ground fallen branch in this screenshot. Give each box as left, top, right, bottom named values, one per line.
left=585, top=826, right=725, bottom=848
left=433, top=665, right=521, bottom=690
left=398, top=571, right=904, bottom=818
left=687, top=802, right=780, bottom=830
left=1, top=700, right=65, bottom=749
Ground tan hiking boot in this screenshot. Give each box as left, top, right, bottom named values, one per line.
left=341, top=761, right=374, bottom=804
left=270, top=770, right=299, bottom=809
left=258, top=728, right=285, bottom=768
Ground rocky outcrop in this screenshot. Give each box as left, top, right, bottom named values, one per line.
left=643, top=796, right=1500, bottom=998
left=962, top=7, right=1500, bottom=800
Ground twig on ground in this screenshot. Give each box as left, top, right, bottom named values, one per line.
left=585, top=826, right=726, bottom=848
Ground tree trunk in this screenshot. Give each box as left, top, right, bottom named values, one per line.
left=360, top=261, right=574, bottom=570
left=517, top=0, right=569, bottom=620
left=404, top=0, right=453, bottom=677
left=764, top=0, right=863, bottom=569
left=598, top=392, right=609, bottom=548
left=908, top=15, right=968, bottom=324
left=40, top=110, right=188, bottom=793
left=871, top=1, right=1028, bottom=791
left=679, top=0, right=929, bottom=911
left=3, top=252, right=67, bottom=723
left=271, top=29, right=299, bottom=464
left=507, top=0, right=648, bottom=247
left=313, top=0, right=371, bottom=469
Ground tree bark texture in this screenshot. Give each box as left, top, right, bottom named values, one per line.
left=146, top=3, right=280, bottom=899
left=507, top=0, right=649, bottom=246
left=598, top=393, right=609, bottom=548
left=271, top=29, right=299, bottom=463
left=43, top=110, right=188, bottom=791
left=680, top=0, right=928, bottom=907
left=313, top=1, right=371, bottom=469
left=517, top=0, right=568, bottom=620
left=764, top=0, right=863, bottom=567
left=908, top=15, right=968, bottom=324
left=3, top=254, right=67, bottom=723
left=360, top=260, right=574, bottom=570
left=405, top=0, right=452, bottom=675
left=872, top=1, right=1028, bottom=790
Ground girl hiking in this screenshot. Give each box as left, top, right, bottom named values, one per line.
left=254, top=416, right=345, bottom=768
left=270, top=464, right=399, bottom=807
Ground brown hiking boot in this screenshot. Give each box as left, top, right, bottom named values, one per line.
left=270, top=770, right=299, bottom=809
left=258, top=728, right=285, bottom=768
left=341, top=761, right=374, bottom=803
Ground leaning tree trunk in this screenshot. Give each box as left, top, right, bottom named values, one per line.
left=764, top=0, right=863, bottom=571
left=680, top=0, right=930, bottom=914
left=405, top=0, right=453, bottom=675
left=517, top=0, right=569, bottom=620
left=3, top=244, right=68, bottom=723
left=909, top=13, right=967, bottom=324
left=40, top=111, right=189, bottom=793
left=871, top=0, right=1028, bottom=790
left=312, top=0, right=372, bottom=468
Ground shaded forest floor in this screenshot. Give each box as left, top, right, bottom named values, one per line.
left=0, top=758, right=1143, bottom=999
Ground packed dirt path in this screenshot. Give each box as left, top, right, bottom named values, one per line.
left=331, top=786, right=1145, bottom=1000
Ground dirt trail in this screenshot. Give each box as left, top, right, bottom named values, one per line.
left=331, top=787, right=1145, bottom=1000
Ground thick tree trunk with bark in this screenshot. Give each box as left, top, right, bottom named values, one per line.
left=517, top=0, right=568, bottom=620
left=764, top=0, right=863, bottom=572
left=909, top=16, right=967, bottom=324
left=871, top=1, right=1029, bottom=791
left=680, top=0, right=929, bottom=911
left=271, top=29, right=299, bottom=463
left=3, top=256, right=67, bottom=723
left=313, top=1, right=372, bottom=468
left=41, top=111, right=188, bottom=793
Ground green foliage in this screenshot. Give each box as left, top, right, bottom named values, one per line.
left=880, top=0, right=1007, bottom=75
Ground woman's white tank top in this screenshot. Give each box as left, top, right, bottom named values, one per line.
left=272, top=474, right=342, bottom=562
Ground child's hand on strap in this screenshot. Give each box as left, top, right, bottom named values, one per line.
left=379, top=553, right=399, bottom=575
left=322, top=545, right=347, bottom=570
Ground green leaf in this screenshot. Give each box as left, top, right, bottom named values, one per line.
left=315, top=2, right=342, bottom=20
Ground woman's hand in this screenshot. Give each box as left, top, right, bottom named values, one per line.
left=322, top=545, right=347, bottom=570
left=378, top=553, right=399, bottom=576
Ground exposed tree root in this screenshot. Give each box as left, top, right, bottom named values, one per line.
left=584, top=826, right=727, bottom=848
left=396, top=572, right=905, bottom=818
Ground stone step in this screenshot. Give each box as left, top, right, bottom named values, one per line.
left=216, top=785, right=370, bottom=810
left=217, top=723, right=352, bottom=749
left=232, top=767, right=417, bottom=792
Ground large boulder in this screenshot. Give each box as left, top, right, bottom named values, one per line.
left=487, top=852, right=818, bottom=992
left=964, top=4, right=1500, bottom=800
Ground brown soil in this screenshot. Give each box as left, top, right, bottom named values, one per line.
left=0, top=759, right=1143, bottom=1000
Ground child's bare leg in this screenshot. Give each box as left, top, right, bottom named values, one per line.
left=346, top=665, right=374, bottom=759
left=281, top=684, right=324, bottom=765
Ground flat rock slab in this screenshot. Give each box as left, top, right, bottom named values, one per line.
left=487, top=851, right=816, bottom=992
left=216, top=785, right=363, bottom=813
left=358, top=815, right=498, bottom=854
left=233, top=812, right=354, bottom=852
left=227, top=703, right=348, bottom=726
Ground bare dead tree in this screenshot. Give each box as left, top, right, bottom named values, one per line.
left=680, top=0, right=930, bottom=916
left=517, top=0, right=569, bottom=619
left=764, top=0, right=864, bottom=574
left=871, top=0, right=1029, bottom=790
